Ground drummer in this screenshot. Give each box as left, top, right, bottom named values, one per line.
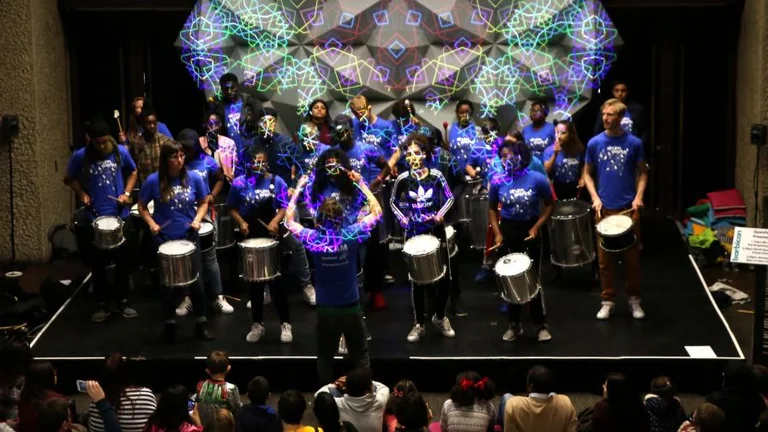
left=290, top=122, right=331, bottom=183
left=391, top=133, right=456, bottom=343
left=65, top=116, right=139, bottom=323
left=542, top=120, right=585, bottom=200
left=488, top=139, right=554, bottom=342
left=178, top=129, right=234, bottom=315
left=583, top=98, right=647, bottom=321
left=138, top=142, right=214, bottom=341
left=227, top=146, right=294, bottom=344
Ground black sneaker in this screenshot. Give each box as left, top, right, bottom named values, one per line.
left=196, top=321, right=214, bottom=341
left=450, top=298, right=468, bottom=317
left=91, top=304, right=111, bottom=323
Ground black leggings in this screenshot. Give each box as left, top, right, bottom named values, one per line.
left=499, top=219, right=546, bottom=325
left=241, top=221, right=292, bottom=324
left=408, top=225, right=451, bottom=325
left=75, top=217, right=133, bottom=307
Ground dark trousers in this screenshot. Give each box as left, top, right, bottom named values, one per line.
left=316, top=306, right=370, bottom=384
left=499, top=219, right=546, bottom=325
left=363, top=223, right=387, bottom=294
left=75, top=218, right=133, bottom=307
left=249, top=279, right=290, bottom=324
left=158, top=242, right=207, bottom=322
left=408, top=225, right=451, bottom=325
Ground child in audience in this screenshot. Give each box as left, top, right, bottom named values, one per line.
left=145, top=385, right=203, bottom=432
left=206, top=408, right=235, bottom=432
left=16, top=362, right=65, bottom=432
left=314, top=392, right=358, bottom=432
left=440, top=372, right=495, bottom=432
left=395, top=393, right=430, bottom=432
left=644, top=376, right=686, bottom=432
left=384, top=380, right=419, bottom=432
left=196, top=351, right=242, bottom=427
left=88, top=353, right=156, bottom=432
left=235, top=376, right=281, bottom=432
left=315, top=368, right=389, bottom=432
left=278, top=390, right=317, bottom=432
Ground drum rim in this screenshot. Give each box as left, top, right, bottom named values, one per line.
left=493, top=253, right=533, bottom=276
left=596, top=215, right=634, bottom=237
left=599, top=234, right=637, bottom=252
left=552, top=199, right=591, bottom=219
left=239, top=238, right=279, bottom=248
left=92, top=215, right=123, bottom=229
left=199, top=222, right=215, bottom=235
left=403, top=234, right=441, bottom=256
left=158, top=240, right=197, bottom=255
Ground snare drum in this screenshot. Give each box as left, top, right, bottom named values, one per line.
left=494, top=253, right=540, bottom=304
left=596, top=214, right=635, bottom=252
left=214, top=203, right=236, bottom=249
left=199, top=222, right=215, bottom=252
left=92, top=216, right=125, bottom=250
left=130, top=201, right=154, bottom=219
left=403, top=235, right=446, bottom=284
left=549, top=199, right=595, bottom=267
left=239, top=238, right=280, bottom=282
left=468, top=193, right=489, bottom=249
left=446, top=225, right=458, bottom=258
left=158, top=240, right=199, bottom=287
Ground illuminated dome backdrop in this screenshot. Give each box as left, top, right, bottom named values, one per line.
left=176, top=0, right=621, bottom=132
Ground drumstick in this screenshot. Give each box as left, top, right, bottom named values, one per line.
left=114, top=110, right=123, bottom=134
left=524, top=235, right=535, bottom=241
left=618, top=208, right=634, bottom=216
left=488, top=243, right=503, bottom=251
left=257, top=219, right=270, bottom=229
left=107, top=195, right=120, bottom=202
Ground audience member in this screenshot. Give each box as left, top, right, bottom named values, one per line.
left=395, top=393, right=430, bottom=432
left=144, top=385, right=203, bottom=432
left=314, top=392, right=359, bottom=432
left=440, top=371, right=495, bottom=432
left=316, top=368, right=389, bottom=432
left=753, top=364, right=768, bottom=408
left=88, top=353, right=157, bottom=432
left=384, top=381, right=419, bottom=432
left=705, top=363, right=763, bottom=431
left=644, top=376, right=686, bottom=432
left=591, top=373, right=650, bottom=432
left=0, top=340, right=30, bottom=425
left=16, top=362, right=65, bottom=432
left=206, top=408, right=235, bottom=432
left=502, top=366, right=576, bottom=432
left=235, top=376, right=281, bottom=432
left=38, top=399, right=72, bottom=432
left=677, top=402, right=724, bottom=432
left=278, top=390, right=316, bottom=432
left=196, top=351, right=242, bottom=427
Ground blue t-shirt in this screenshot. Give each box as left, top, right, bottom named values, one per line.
left=345, top=142, right=383, bottom=183
left=522, top=122, right=556, bottom=160
left=139, top=172, right=209, bottom=241
left=186, top=154, right=219, bottom=187
left=489, top=170, right=552, bottom=221
left=486, top=155, right=546, bottom=182
left=239, top=133, right=294, bottom=183
left=585, top=132, right=644, bottom=210
left=448, top=123, right=483, bottom=176
left=354, top=117, right=397, bottom=159
left=227, top=174, right=288, bottom=219
left=296, top=223, right=371, bottom=306
left=67, top=145, right=137, bottom=221
left=542, top=146, right=584, bottom=184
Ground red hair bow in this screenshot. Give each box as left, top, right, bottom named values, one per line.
left=460, top=378, right=473, bottom=390
left=474, top=377, right=488, bottom=390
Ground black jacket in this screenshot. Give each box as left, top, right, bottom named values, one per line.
left=235, top=403, right=282, bottom=432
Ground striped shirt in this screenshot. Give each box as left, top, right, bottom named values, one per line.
left=87, top=387, right=156, bottom=432
left=440, top=399, right=496, bottom=432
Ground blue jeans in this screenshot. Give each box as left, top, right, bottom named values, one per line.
left=201, top=247, right=223, bottom=297
left=284, top=233, right=311, bottom=287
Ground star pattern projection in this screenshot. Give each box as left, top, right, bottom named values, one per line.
left=177, top=0, right=621, bottom=132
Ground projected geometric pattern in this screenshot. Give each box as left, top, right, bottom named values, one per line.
left=177, top=0, right=621, bottom=131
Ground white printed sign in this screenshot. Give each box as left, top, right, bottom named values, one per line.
left=730, top=227, right=768, bottom=265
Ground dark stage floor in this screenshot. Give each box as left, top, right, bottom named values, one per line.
left=31, top=219, right=742, bottom=364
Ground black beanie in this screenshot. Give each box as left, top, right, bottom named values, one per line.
left=86, top=116, right=111, bottom=138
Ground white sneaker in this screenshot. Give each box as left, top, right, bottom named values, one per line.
left=214, top=295, right=234, bottom=314
left=175, top=297, right=192, bottom=316
left=407, top=324, right=425, bottom=342
left=338, top=335, right=347, bottom=354
left=537, top=325, right=552, bottom=342
left=629, top=297, right=645, bottom=319
left=247, top=300, right=251, bottom=309
left=246, top=323, right=265, bottom=343
left=596, top=301, right=615, bottom=320
left=302, top=285, right=316, bottom=306
left=431, top=315, right=455, bottom=338
left=502, top=324, right=523, bottom=341
left=264, top=288, right=272, bottom=305
left=280, top=323, right=293, bottom=343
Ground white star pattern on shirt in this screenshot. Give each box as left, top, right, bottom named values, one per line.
left=170, top=185, right=194, bottom=211
left=598, top=146, right=630, bottom=174
left=91, top=160, right=118, bottom=188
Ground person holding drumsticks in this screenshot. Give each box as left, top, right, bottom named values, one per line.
left=489, top=140, right=554, bottom=342
left=227, top=146, right=294, bottom=344
left=391, top=133, right=457, bottom=343
left=543, top=120, right=585, bottom=200
left=583, top=98, right=647, bottom=321
left=66, top=116, right=139, bottom=322
left=138, top=142, right=214, bottom=341
left=285, top=172, right=381, bottom=385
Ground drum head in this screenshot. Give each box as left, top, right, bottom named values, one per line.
left=445, top=225, right=455, bottom=240
left=199, top=222, right=214, bottom=235
left=241, top=238, right=278, bottom=249
left=553, top=199, right=590, bottom=219
left=94, top=216, right=121, bottom=230
left=159, top=240, right=196, bottom=255
left=494, top=253, right=532, bottom=277
left=403, top=235, right=440, bottom=256
left=597, top=215, right=633, bottom=236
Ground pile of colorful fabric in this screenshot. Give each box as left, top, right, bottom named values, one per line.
left=681, top=189, right=747, bottom=265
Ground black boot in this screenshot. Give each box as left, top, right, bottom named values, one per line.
left=196, top=321, right=214, bottom=341
left=162, top=322, right=176, bottom=342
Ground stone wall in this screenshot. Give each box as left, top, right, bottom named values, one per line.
left=0, top=0, right=72, bottom=263
left=735, top=0, right=768, bottom=227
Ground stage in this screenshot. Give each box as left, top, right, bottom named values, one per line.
left=30, top=219, right=743, bottom=392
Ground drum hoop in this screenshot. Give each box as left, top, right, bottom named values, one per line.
left=493, top=254, right=533, bottom=277
left=599, top=235, right=636, bottom=252
left=596, top=225, right=633, bottom=237
left=403, top=235, right=440, bottom=257
left=92, top=216, right=123, bottom=230
left=93, top=238, right=126, bottom=250
left=158, top=243, right=198, bottom=257
left=239, top=239, right=279, bottom=249
left=241, top=271, right=281, bottom=282
left=165, top=274, right=200, bottom=287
